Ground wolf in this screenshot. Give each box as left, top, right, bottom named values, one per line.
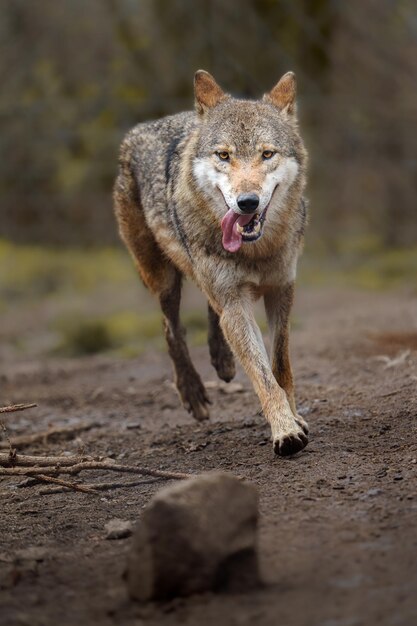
left=114, top=70, right=309, bottom=456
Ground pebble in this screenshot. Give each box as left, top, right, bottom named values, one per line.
left=104, top=518, right=133, bottom=540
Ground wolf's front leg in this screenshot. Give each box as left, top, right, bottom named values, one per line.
left=218, top=294, right=308, bottom=456
left=264, top=283, right=308, bottom=436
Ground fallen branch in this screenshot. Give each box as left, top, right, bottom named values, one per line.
left=0, top=461, right=191, bottom=480
left=37, top=477, right=162, bottom=495
left=0, top=403, right=37, bottom=415
left=0, top=422, right=98, bottom=450
left=379, top=389, right=401, bottom=398
left=35, top=474, right=98, bottom=494
left=0, top=451, right=192, bottom=481
left=0, top=452, right=95, bottom=467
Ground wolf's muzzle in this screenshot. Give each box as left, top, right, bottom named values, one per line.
left=237, top=193, right=259, bottom=214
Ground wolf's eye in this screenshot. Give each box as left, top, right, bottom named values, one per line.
left=262, top=150, right=275, bottom=160
left=217, top=151, right=230, bottom=161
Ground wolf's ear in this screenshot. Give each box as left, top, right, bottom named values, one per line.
left=194, top=70, right=226, bottom=115
left=264, top=72, right=297, bottom=116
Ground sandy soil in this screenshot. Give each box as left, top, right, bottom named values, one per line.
left=1, top=287, right=416, bottom=626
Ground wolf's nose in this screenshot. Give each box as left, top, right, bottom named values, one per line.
left=237, top=193, right=259, bottom=213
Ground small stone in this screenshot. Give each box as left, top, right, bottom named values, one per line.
left=220, top=382, right=244, bottom=395
left=203, top=381, right=244, bottom=394
left=187, top=440, right=209, bottom=452
left=90, top=386, right=104, bottom=400
left=204, top=380, right=219, bottom=389
left=361, top=488, right=383, bottom=499
left=126, top=472, right=260, bottom=601
left=105, top=519, right=133, bottom=540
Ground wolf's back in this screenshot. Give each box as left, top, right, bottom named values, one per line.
left=120, top=111, right=197, bottom=209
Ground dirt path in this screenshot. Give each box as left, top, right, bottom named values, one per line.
left=1, top=287, right=416, bottom=626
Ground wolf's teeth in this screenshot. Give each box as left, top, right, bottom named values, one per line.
left=237, top=216, right=262, bottom=238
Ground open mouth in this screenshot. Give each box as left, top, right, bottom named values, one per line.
left=221, top=208, right=267, bottom=253
left=236, top=211, right=265, bottom=242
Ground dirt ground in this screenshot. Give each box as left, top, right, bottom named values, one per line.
left=1, top=286, right=416, bottom=626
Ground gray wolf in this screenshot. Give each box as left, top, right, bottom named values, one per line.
left=114, top=70, right=309, bottom=456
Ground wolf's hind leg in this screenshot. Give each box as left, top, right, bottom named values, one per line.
left=114, top=168, right=209, bottom=420
left=161, top=273, right=210, bottom=421
left=114, top=162, right=175, bottom=295
left=208, top=304, right=236, bottom=382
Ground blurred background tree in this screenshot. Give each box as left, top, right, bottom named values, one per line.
left=0, top=0, right=416, bottom=249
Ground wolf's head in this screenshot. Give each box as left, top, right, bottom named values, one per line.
left=191, top=70, right=306, bottom=253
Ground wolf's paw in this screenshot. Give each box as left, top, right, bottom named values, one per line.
left=273, top=428, right=308, bottom=457
left=214, top=355, right=236, bottom=383
left=177, top=376, right=211, bottom=422
left=210, top=349, right=236, bottom=383
left=295, top=414, right=309, bottom=435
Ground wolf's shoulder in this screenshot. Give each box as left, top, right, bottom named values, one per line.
left=121, top=111, right=197, bottom=157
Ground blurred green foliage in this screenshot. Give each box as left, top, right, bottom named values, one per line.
left=54, top=309, right=211, bottom=357
left=0, top=240, right=415, bottom=360
left=0, top=240, right=134, bottom=299
left=300, top=239, right=417, bottom=291
left=57, top=319, right=114, bottom=356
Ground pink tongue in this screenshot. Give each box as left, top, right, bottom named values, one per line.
left=221, top=209, right=254, bottom=253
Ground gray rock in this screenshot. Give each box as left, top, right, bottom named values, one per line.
left=126, top=472, right=260, bottom=601
left=105, top=518, right=133, bottom=540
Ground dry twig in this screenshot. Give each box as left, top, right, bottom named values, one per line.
left=0, top=403, right=37, bottom=415
left=37, top=477, right=162, bottom=495
left=0, top=421, right=13, bottom=454
left=374, top=350, right=411, bottom=369
left=1, top=452, right=94, bottom=467
left=35, top=474, right=98, bottom=494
